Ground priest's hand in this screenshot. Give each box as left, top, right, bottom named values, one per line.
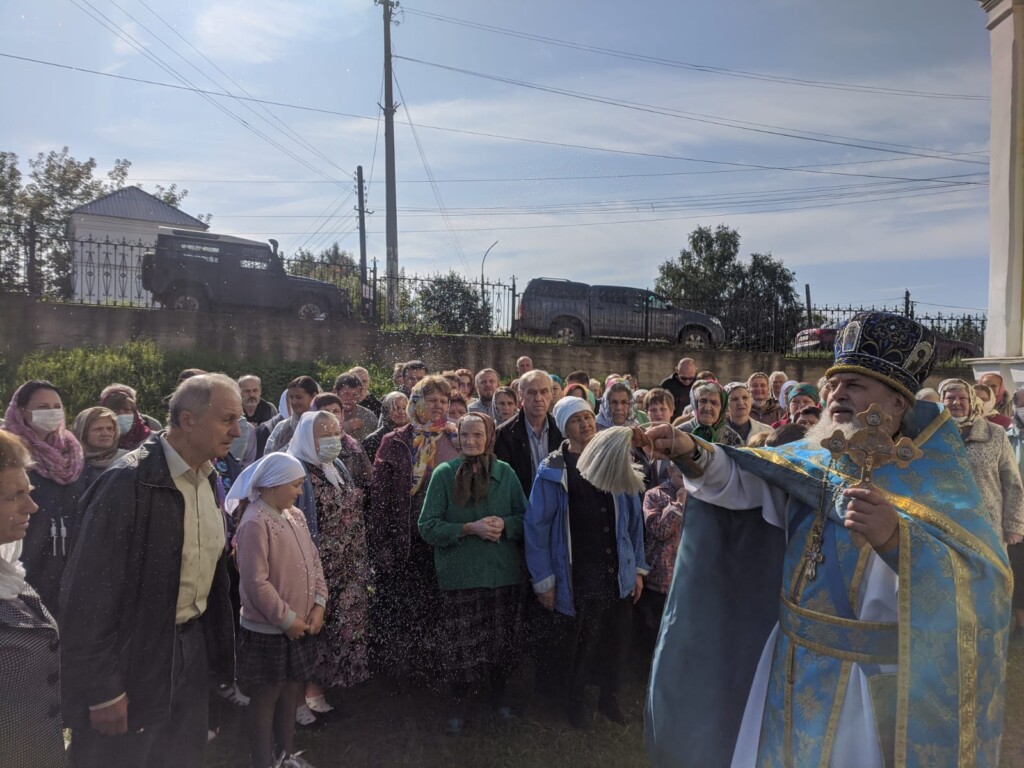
left=644, top=424, right=694, bottom=460
left=842, top=483, right=899, bottom=550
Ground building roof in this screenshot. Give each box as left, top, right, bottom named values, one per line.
left=70, top=186, right=209, bottom=229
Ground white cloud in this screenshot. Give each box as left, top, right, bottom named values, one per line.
left=192, top=0, right=366, bottom=64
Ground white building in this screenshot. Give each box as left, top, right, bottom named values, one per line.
left=66, top=186, right=208, bottom=306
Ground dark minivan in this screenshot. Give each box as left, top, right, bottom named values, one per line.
left=142, top=227, right=351, bottom=319
left=517, top=277, right=726, bottom=348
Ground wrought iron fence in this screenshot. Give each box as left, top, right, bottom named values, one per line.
left=0, top=232, right=985, bottom=352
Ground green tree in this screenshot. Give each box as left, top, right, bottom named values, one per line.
left=415, top=271, right=492, bottom=335
left=0, top=148, right=208, bottom=297
left=286, top=242, right=361, bottom=312
left=655, top=225, right=803, bottom=351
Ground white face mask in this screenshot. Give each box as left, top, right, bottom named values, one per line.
left=317, top=436, right=342, bottom=463
left=116, top=414, right=135, bottom=433
left=31, top=408, right=65, bottom=433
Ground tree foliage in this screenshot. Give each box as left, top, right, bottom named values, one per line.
left=285, top=242, right=361, bottom=312
left=415, top=271, right=492, bottom=335
left=654, top=225, right=803, bottom=351
left=0, top=148, right=209, bottom=297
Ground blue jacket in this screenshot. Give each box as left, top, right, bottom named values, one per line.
left=524, top=442, right=649, bottom=617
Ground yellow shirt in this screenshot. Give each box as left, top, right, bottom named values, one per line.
left=160, top=436, right=225, bottom=624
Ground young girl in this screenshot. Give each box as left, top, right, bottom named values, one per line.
left=226, top=453, right=328, bottom=768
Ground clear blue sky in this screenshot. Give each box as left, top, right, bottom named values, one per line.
left=0, top=0, right=992, bottom=314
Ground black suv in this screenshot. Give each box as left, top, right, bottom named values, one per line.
left=516, top=277, right=726, bottom=347
left=142, top=228, right=351, bottom=319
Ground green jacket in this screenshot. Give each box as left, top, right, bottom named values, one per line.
left=418, top=457, right=528, bottom=591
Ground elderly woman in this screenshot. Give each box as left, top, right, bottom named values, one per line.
left=1, top=380, right=88, bottom=615
left=724, top=382, right=772, bottom=444
left=287, top=410, right=370, bottom=724
left=773, top=382, right=820, bottom=428
left=361, top=391, right=409, bottom=463
left=370, top=376, right=459, bottom=682
left=747, top=372, right=784, bottom=425
left=596, top=380, right=639, bottom=431
left=974, top=383, right=1013, bottom=429
left=419, top=414, right=527, bottom=733
left=678, top=380, right=742, bottom=446
left=0, top=430, right=69, bottom=767
left=99, top=384, right=156, bottom=450
left=524, top=396, right=648, bottom=728
left=939, top=378, right=1024, bottom=545
left=71, top=406, right=127, bottom=484
left=980, top=371, right=1012, bottom=418
left=493, top=386, right=519, bottom=425
left=311, top=393, right=373, bottom=493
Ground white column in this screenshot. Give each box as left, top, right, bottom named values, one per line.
left=973, top=1, right=1024, bottom=384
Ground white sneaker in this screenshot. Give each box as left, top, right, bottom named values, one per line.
left=305, top=694, right=334, bottom=714
left=294, top=703, right=317, bottom=727
left=218, top=682, right=251, bottom=707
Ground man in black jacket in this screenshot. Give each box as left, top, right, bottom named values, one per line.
left=659, top=357, right=697, bottom=420
left=60, top=373, right=241, bottom=768
left=494, top=369, right=563, bottom=496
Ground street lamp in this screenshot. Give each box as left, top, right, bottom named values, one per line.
left=480, top=239, right=499, bottom=309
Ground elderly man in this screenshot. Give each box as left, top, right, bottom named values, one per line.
left=646, top=312, right=1010, bottom=768
left=660, top=358, right=697, bottom=420
left=349, top=366, right=382, bottom=417
left=237, top=374, right=278, bottom=426
left=60, top=374, right=240, bottom=768
left=469, top=368, right=501, bottom=417
left=333, top=372, right=377, bottom=441
left=516, top=356, right=534, bottom=376
left=495, top=370, right=563, bottom=496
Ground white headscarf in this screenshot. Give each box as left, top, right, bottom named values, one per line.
left=224, top=452, right=306, bottom=515
left=0, top=540, right=27, bottom=601
left=288, top=411, right=343, bottom=487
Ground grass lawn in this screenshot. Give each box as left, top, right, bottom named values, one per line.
left=207, top=641, right=1024, bottom=767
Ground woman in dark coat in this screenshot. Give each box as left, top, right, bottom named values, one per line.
left=361, top=391, right=409, bottom=463
left=369, top=377, right=458, bottom=683
left=0, top=429, right=69, bottom=767
left=1, top=381, right=88, bottom=617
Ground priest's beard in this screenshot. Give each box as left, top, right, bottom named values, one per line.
left=804, top=403, right=903, bottom=446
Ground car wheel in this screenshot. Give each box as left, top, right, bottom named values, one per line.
left=169, top=288, right=206, bottom=312
left=680, top=327, right=711, bottom=349
left=296, top=296, right=328, bottom=320
left=552, top=318, right=582, bottom=344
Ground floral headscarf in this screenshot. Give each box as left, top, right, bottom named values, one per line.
left=408, top=381, right=457, bottom=496
left=2, top=383, right=84, bottom=485
left=453, top=413, right=496, bottom=507
left=688, top=380, right=731, bottom=444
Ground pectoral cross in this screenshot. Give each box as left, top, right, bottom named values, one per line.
left=819, top=403, right=923, bottom=548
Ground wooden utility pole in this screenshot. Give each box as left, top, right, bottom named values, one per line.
left=356, top=165, right=370, bottom=319
left=377, top=0, right=400, bottom=323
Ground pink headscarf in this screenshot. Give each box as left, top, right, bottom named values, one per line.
left=2, top=384, right=84, bottom=485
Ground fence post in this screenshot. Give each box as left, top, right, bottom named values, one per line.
left=510, top=276, right=517, bottom=339
left=371, top=259, right=379, bottom=326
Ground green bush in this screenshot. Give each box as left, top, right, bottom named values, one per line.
left=6, top=341, right=397, bottom=423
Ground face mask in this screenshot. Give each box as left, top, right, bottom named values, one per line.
left=229, top=419, right=252, bottom=461
left=116, top=414, right=135, bottom=433
left=30, top=408, right=65, bottom=433
left=318, top=436, right=342, bottom=463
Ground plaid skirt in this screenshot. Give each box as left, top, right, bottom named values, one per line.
left=237, top=627, right=317, bottom=685
left=439, top=584, right=524, bottom=685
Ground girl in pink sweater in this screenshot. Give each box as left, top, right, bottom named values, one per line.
left=227, top=453, right=327, bottom=768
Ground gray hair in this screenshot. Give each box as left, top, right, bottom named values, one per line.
left=519, top=369, right=552, bottom=390
left=168, top=373, right=239, bottom=427
left=237, top=374, right=261, bottom=387
left=381, top=391, right=408, bottom=412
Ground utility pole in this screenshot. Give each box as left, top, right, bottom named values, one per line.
left=355, top=165, right=370, bottom=320
left=377, top=0, right=400, bottom=323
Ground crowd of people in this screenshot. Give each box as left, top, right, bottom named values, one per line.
left=1, top=322, right=1022, bottom=767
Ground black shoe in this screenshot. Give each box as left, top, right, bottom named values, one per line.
left=567, top=699, right=589, bottom=730
left=598, top=695, right=627, bottom=725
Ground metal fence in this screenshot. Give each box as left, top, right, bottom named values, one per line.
left=0, top=233, right=985, bottom=352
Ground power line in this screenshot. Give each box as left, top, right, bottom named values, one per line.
left=1, top=50, right=988, bottom=184
left=396, top=55, right=988, bottom=165
left=400, top=6, right=988, bottom=101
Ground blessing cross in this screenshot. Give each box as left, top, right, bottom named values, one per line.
left=819, top=402, right=923, bottom=548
